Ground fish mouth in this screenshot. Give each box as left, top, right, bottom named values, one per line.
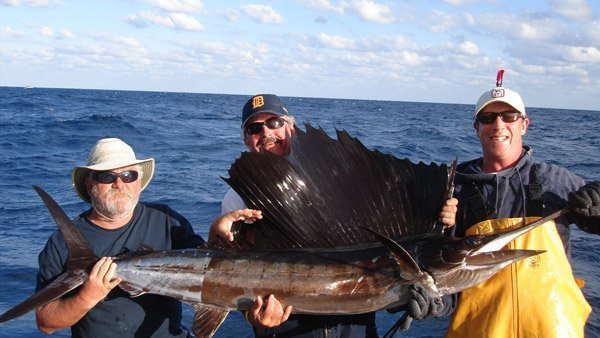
left=470, top=208, right=572, bottom=255
left=464, top=249, right=545, bottom=266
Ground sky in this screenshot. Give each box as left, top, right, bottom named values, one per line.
left=1, top=0, right=599, bottom=110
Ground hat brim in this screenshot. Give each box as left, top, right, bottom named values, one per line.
left=71, top=158, right=155, bottom=203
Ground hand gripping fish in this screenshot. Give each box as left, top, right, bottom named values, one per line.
left=0, top=125, right=561, bottom=337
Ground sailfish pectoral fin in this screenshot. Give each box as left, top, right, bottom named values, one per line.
left=0, top=269, right=87, bottom=323
left=191, top=304, right=229, bottom=338
left=359, top=226, right=423, bottom=280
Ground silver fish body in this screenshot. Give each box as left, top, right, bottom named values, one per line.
left=115, top=245, right=414, bottom=315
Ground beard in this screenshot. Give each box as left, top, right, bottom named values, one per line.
left=90, top=184, right=139, bottom=219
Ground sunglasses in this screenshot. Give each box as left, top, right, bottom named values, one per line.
left=476, top=111, right=522, bottom=124
left=91, top=170, right=139, bottom=184
left=244, top=117, right=286, bottom=135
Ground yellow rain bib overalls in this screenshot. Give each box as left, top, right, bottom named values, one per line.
left=447, top=217, right=591, bottom=337
left=447, top=169, right=591, bottom=338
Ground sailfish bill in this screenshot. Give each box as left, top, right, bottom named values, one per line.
left=0, top=125, right=556, bottom=337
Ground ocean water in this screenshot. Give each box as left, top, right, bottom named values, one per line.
left=0, top=86, right=598, bottom=337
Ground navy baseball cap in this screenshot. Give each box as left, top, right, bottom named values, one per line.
left=241, top=94, right=289, bottom=127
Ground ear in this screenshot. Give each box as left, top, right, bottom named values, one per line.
left=473, top=120, right=479, bottom=132
left=520, top=117, right=530, bottom=135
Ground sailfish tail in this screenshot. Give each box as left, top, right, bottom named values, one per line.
left=0, top=270, right=88, bottom=323
left=0, top=186, right=98, bottom=323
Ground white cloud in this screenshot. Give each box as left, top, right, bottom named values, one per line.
left=520, top=64, right=546, bottom=75
left=39, top=26, right=53, bottom=37
left=110, top=36, right=145, bottom=49
left=218, top=8, right=241, bottom=22
left=0, top=26, right=27, bottom=38
left=458, top=41, right=479, bottom=55
left=518, top=22, right=546, bottom=40
left=53, top=29, right=74, bottom=39
left=169, top=12, right=204, bottom=31
left=550, top=0, right=594, bottom=22
left=398, top=50, right=427, bottom=66
left=347, top=0, right=396, bottom=24
left=0, top=0, right=54, bottom=7
left=125, top=11, right=204, bottom=31
left=428, top=10, right=461, bottom=32
left=144, top=0, right=204, bottom=14
left=472, top=13, right=563, bottom=43
left=562, top=46, right=600, bottom=62
left=442, top=0, right=478, bottom=6
left=298, top=0, right=395, bottom=24
left=315, top=32, right=356, bottom=49
left=39, top=27, right=74, bottom=39
left=309, top=33, right=418, bottom=52
left=297, top=0, right=344, bottom=15
left=240, top=4, right=285, bottom=24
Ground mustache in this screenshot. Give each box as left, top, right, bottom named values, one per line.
left=259, top=136, right=280, bottom=146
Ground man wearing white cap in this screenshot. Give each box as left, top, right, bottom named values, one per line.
left=35, top=138, right=206, bottom=337
left=445, top=70, right=599, bottom=337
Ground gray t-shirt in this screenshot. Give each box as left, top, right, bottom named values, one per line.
left=37, top=203, right=204, bottom=338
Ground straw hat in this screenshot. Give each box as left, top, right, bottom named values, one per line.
left=71, top=138, right=155, bottom=203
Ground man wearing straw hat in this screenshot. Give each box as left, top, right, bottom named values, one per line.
left=34, top=137, right=206, bottom=337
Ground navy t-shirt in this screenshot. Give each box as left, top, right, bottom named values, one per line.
left=37, top=203, right=205, bottom=338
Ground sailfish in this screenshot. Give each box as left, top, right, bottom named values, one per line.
left=0, top=125, right=561, bottom=337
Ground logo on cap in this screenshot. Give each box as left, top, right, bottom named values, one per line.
left=491, top=88, right=505, bottom=98
left=252, top=96, right=265, bottom=110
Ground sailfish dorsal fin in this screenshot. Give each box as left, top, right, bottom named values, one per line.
left=223, top=124, right=451, bottom=250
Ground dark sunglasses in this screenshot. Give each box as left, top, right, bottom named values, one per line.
left=244, top=117, right=286, bottom=135
left=91, top=170, right=139, bottom=184
left=476, top=111, right=522, bottom=124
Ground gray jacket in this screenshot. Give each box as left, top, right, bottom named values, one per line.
left=450, top=146, right=585, bottom=256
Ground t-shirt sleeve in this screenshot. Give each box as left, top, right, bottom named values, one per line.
left=36, top=231, right=68, bottom=291
left=221, top=188, right=247, bottom=215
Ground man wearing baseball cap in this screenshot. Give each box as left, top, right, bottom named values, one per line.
left=212, top=94, right=379, bottom=337
left=445, top=70, right=599, bottom=337
left=35, top=138, right=206, bottom=337
left=211, top=94, right=459, bottom=337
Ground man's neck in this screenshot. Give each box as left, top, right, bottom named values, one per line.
left=87, top=206, right=135, bottom=230
left=481, top=155, right=522, bottom=173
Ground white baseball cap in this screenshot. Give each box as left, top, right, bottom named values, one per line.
left=474, top=86, right=526, bottom=117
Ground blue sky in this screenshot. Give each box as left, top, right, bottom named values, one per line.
left=1, top=0, right=599, bottom=110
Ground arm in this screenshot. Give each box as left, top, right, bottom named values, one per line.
left=36, top=257, right=121, bottom=334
